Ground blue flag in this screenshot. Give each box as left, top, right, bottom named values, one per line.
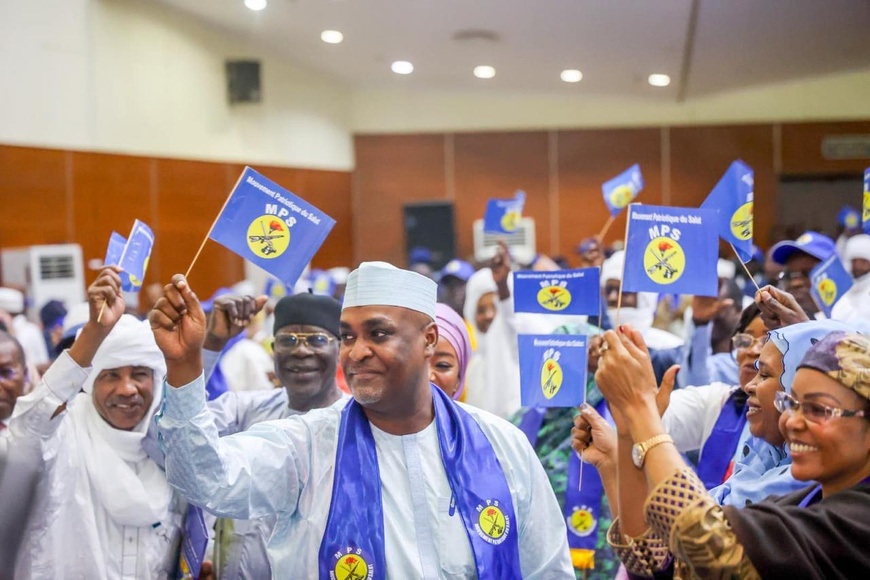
left=863, top=167, right=870, bottom=234
left=601, top=164, right=643, bottom=217
left=622, top=204, right=719, bottom=297
left=483, top=191, right=525, bottom=234
left=176, top=505, right=208, bottom=579
left=700, top=160, right=754, bottom=262
left=810, top=254, right=853, bottom=318
left=103, top=231, right=127, bottom=266
left=513, top=268, right=600, bottom=316
left=518, top=335, right=587, bottom=408
left=209, top=167, right=336, bottom=286
left=117, top=220, right=154, bottom=292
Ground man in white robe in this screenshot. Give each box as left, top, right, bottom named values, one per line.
left=8, top=268, right=184, bottom=579
left=831, top=233, right=870, bottom=323
left=151, top=262, right=572, bottom=579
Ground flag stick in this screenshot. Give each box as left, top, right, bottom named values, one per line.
left=614, top=207, right=633, bottom=328
left=730, top=243, right=761, bottom=293
left=184, top=181, right=238, bottom=279
left=597, top=215, right=615, bottom=240
left=96, top=302, right=106, bottom=323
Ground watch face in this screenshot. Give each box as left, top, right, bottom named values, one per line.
left=631, top=444, right=643, bottom=468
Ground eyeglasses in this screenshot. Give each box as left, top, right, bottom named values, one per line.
left=732, top=333, right=768, bottom=351
left=0, top=366, right=22, bottom=381
left=273, top=332, right=334, bottom=350
left=774, top=390, right=866, bottom=423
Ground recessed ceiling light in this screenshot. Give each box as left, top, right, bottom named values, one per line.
left=391, top=61, right=414, bottom=75
left=473, top=65, right=496, bottom=79
left=244, top=0, right=267, bottom=11
left=560, top=69, right=583, bottom=83
left=648, top=73, right=671, bottom=87
left=320, top=30, right=344, bottom=44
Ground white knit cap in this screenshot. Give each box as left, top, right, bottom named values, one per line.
left=0, top=287, right=24, bottom=314
left=342, top=261, right=437, bottom=319
left=600, top=250, right=625, bottom=286
left=845, top=234, right=870, bottom=269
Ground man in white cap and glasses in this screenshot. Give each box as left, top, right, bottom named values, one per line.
left=151, top=262, right=572, bottom=579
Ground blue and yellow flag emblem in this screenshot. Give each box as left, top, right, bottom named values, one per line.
left=601, top=164, right=643, bottom=217
left=700, top=160, right=754, bottom=262
left=863, top=167, right=870, bottom=234
left=209, top=167, right=335, bottom=286
left=623, top=204, right=719, bottom=297
left=518, top=335, right=587, bottom=407
left=809, top=254, right=853, bottom=318
left=483, top=191, right=525, bottom=234
left=513, top=268, right=600, bottom=316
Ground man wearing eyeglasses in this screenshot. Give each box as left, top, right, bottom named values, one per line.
left=192, top=291, right=349, bottom=579
left=769, top=231, right=836, bottom=318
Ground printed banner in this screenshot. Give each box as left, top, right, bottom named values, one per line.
left=483, top=191, right=525, bottom=234
left=622, top=204, right=719, bottom=297
left=700, top=160, right=754, bottom=262
left=513, top=268, right=600, bottom=316
left=601, top=164, right=643, bottom=217
left=518, top=334, right=587, bottom=408
left=209, top=167, right=336, bottom=286
left=810, top=253, right=853, bottom=318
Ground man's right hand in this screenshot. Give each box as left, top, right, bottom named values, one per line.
left=203, top=294, right=269, bottom=352
left=149, top=274, right=207, bottom=387
left=755, top=285, right=810, bottom=330
left=691, top=294, right=734, bottom=326
left=69, top=267, right=125, bottom=368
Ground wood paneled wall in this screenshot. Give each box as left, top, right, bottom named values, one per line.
left=0, top=145, right=352, bottom=297
left=354, top=120, right=870, bottom=268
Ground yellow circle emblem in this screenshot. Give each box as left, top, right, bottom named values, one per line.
left=816, top=278, right=838, bottom=307
left=501, top=209, right=521, bottom=232
left=333, top=553, right=369, bottom=580
left=478, top=505, right=507, bottom=540
left=568, top=507, right=597, bottom=537
left=730, top=202, right=753, bottom=241
left=127, top=256, right=150, bottom=288
left=609, top=184, right=634, bottom=209
left=643, top=237, right=685, bottom=285
left=540, top=358, right=563, bottom=399
left=863, top=192, right=870, bottom=223
left=247, top=215, right=290, bottom=259
left=536, top=286, right=572, bottom=311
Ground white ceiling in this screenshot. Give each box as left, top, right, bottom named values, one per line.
left=152, top=0, right=870, bottom=100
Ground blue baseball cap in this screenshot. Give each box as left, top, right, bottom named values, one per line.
left=770, top=231, right=836, bottom=265
left=439, top=259, right=475, bottom=282
left=409, top=246, right=433, bottom=265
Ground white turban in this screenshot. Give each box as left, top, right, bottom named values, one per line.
left=845, top=234, right=870, bottom=275
left=343, top=261, right=437, bottom=320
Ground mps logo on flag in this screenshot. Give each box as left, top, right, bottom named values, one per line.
left=700, top=160, right=754, bottom=262
left=209, top=167, right=336, bottom=286
left=623, top=204, right=719, bottom=297
left=810, top=253, right=853, bottom=318
left=483, top=191, right=525, bottom=234
left=513, top=268, right=600, bottom=316
left=602, top=164, right=643, bottom=217
left=518, top=335, right=587, bottom=408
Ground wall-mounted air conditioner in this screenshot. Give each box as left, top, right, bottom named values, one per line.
left=473, top=218, right=536, bottom=265
left=1, top=244, right=86, bottom=316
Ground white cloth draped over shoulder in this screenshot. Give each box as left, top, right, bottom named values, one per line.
left=9, top=315, right=184, bottom=579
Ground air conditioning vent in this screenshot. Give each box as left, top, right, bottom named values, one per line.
left=821, top=135, right=870, bottom=160
left=39, top=254, right=76, bottom=280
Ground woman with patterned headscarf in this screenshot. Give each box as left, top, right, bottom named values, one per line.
left=581, top=325, right=870, bottom=578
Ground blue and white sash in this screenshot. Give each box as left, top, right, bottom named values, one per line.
left=318, top=385, right=522, bottom=579
left=697, top=390, right=748, bottom=489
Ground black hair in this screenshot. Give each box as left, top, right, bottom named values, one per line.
left=734, top=303, right=762, bottom=336
left=0, top=330, right=26, bottom=367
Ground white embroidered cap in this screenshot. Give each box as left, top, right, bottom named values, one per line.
left=342, top=261, right=437, bottom=319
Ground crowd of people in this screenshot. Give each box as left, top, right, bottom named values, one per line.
left=1, top=215, right=869, bottom=579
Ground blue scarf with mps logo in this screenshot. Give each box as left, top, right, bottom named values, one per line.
left=317, top=385, right=522, bottom=579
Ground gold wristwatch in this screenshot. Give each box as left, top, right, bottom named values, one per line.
left=631, top=433, right=674, bottom=468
